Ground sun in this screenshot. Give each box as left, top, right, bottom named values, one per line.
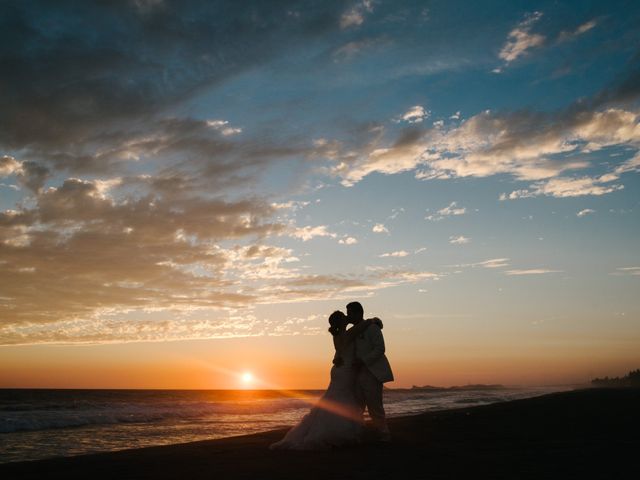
left=240, top=371, right=253, bottom=386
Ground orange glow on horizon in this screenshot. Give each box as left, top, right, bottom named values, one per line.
left=0, top=332, right=638, bottom=390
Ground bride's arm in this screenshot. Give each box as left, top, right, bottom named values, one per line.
left=342, top=319, right=374, bottom=343
left=332, top=336, right=344, bottom=366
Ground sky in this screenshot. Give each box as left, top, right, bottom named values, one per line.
left=0, top=0, right=639, bottom=389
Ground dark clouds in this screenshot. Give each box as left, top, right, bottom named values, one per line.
left=0, top=1, right=356, bottom=344
left=0, top=0, right=343, bottom=154
left=16, top=161, right=49, bottom=193
left=2, top=1, right=639, bottom=345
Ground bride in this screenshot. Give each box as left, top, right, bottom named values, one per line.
left=270, top=311, right=382, bottom=451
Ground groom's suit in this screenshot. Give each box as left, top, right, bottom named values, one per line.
left=354, top=322, right=393, bottom=437
left=355, top=324, right=393, bottom=383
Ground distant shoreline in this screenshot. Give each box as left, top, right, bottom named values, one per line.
left=0, top=383, right=585, bottom=392
left=409, top=383, right=507, bottom=391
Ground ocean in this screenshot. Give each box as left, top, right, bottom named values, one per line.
left=0, top=386, right=572, bottom=463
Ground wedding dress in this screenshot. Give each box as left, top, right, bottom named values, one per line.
left=270, top=332, right=364, bottom=451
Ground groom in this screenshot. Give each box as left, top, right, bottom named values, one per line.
left=346, top=301, right=394, bottom=442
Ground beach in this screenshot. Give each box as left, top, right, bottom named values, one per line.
left=1, top=387, right=637, bottom=479
left=0, top=385, right=565, bottom=462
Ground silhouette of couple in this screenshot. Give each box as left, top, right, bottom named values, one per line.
left=271, top=302, right=394, bottom=451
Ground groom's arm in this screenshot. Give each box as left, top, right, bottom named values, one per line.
left=360, top=325, right=386, bottom=366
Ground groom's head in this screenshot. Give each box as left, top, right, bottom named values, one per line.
left=346, top=301, right=364, bottom=324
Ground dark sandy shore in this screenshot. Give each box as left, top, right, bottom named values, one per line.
left=2, top=388, right=638, bottom=480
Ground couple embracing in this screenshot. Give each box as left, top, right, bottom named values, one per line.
left=271, top=302, right=394, bottom=451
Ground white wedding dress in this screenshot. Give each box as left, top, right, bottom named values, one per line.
left=270, top=333, right=364, bottom=451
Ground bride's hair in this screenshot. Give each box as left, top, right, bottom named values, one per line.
left=328, top=310, right=346, bottom=336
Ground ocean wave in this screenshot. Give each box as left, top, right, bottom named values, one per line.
left=0, top=398, right=313, bottom=433
left=0, top=387, right=566, bottom=434
left=453, top=396, right=505, bottom=404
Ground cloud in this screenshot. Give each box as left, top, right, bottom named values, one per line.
left=396, top=105, right=430, bottom=124
left=0, top=307, right=330, bottom=345
left=247, top=266, right=441, bottom=308
left=449, top=235, right=470, bottom=245
left=0, top=2, right=636, bottom=345
left=0, top=1, right=410, bottom=346
left=326, top=96, right=640, bottom=195
left=290, top=225, right=337, bottom=241
left=0, top=315, right=250, bottom=346
left=425, top=201, right=466, bottom=221
left=0, top=1, right=356, bottom=220
left=451, top=258, right=510, bottom=269
left=558, top=19, right=598, bottom=42
left=365, top=266, right=440, bottom=285
left=376, top=269, right=439, bottom=283
left=379, top=250, right=409, bottom=258
left=339, top=236, right=358, bottom=245
left=497, top=11, right=545, bottom=65
left=320, top=64, right=640, bottom=199
left=0, top=1, right=343, bottom=160
left=501, top=175, right=624, bottom=199
left=0, top=174, right=293, bottom=337
left=329, top=126, right=428, bottom=186
left=372, top=223, right=388, bottom=233
left=577, top=208, right=595, bottom=217
left=0, top=156, right=21, bottom=176
left=271, top=200, right=311, bottom=211
left=0, top=156, right=50, bottom=193
left=225, top=245, right=302, bottom=283
left=12, top=116, right=307, bottom=192
left=505, top=269, right=562, bottom=275
left=206, top=120, right=243, bottom=136
left=387, top=208, right=404, bottom=220
left=1, top=172, right=447, bottom=345
left=612, top=267, right=640, bottom=276
left=332, top=37, right=387, bottom=62
left=17, top=161, right=50, bottom=193
left=416, top=108, right=636, bottom=182
left=476, top=258, right=509, bottom=268
left=340, top=0, right=374, bottom=29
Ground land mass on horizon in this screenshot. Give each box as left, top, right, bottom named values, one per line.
left=409, top=383, right=506, bottom=391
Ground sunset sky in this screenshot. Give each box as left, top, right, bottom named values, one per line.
left=1, top=0, right=639, bottom=389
